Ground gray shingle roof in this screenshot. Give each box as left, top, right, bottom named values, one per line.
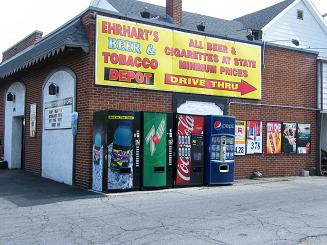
left=234, top=0, right=296, bottom=30
left=0, top=18, right=89, bottom=79
left=98, top=0, right=247, bottom=40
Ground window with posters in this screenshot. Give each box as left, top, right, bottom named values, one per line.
left=235, top=120, right=246, bottom=156
left=266, top=122, right=282, bottom=154
left=246, top=121, right=262, bottom=154
left=282, top=122, right=297, bottom=154
left=297, top=123, right=311, bottom=154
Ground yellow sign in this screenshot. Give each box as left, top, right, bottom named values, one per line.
left=96, top=15, right=261, bottom=99
left=108, top=115, right=135, bottom=120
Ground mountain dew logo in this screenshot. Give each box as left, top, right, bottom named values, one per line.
left=146, top=119, right=166, bottom=156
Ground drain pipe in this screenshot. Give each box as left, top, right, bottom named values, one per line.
left=318, top=61, right=323, bottom=176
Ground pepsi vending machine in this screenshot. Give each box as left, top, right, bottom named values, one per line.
left=205, top=116, right=235, bottom=185
left=174, top=114, right=205, bottom=187
left=92, top=110, right=141, bottom=192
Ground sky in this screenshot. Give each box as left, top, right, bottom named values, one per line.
left=0, top=0, right=327, bottom=61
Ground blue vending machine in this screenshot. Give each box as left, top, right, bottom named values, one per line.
left=205, top=116, right=236, bottom=185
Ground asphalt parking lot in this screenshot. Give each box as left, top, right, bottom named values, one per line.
left=1, top=170, right=327, bottom=245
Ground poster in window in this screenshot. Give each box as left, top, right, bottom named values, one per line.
left=30, top=104, right=37, bottom=138
left=297, top=123, right=311, bottom=154
left=282, top=122, right=297, bottom=154
left=44, top=97, right=73, bottom=130
left=266, top=122, right=282, bottom=154
left=235, top=120, right=246, bottom=156
left=246, top=121, right=262, bottom=154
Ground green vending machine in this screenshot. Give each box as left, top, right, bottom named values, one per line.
left=142, top=112, right=173, bottom=188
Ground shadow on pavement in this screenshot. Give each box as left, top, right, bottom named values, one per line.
left=0, top=169, right=102, bottom=207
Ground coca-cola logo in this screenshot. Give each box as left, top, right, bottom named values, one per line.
left=176, top=115, right=195, bottom=183
left=177, top=115, right=195, bottom=136
left=177, top=157, right=190, bottom=181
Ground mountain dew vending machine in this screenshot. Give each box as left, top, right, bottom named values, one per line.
left=142, top=112, right=174, bottom=188
left=92, top=110, right=141, bottom=192
left=175, top=114, right=205, bottom=187
left=205, top=116, right=235, bottom=185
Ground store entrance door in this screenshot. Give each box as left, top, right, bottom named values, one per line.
left=11, top=116, right=24, bottom=169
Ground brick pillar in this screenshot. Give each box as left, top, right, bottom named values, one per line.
left=166, top=0, right=182, bottom=25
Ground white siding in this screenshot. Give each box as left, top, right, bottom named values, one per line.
left=263, top=1, right=327, bottom=59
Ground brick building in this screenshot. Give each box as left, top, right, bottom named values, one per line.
left=0, top=0, right=319, bottom=189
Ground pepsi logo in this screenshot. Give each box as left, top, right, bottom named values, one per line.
left=214, top=121, right=222, bottom=129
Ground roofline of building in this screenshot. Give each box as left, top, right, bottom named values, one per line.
left=261, top=0, right=299, bottom=32
left=265, top=42, right=319, bottom=55
left=262, top=0, right=327, bottom=36
left=0, top=8, right=90, bottom=65
left=90, top=6, right=321, bottom=56
left=2, top=30, right=44, bottom=54
left=0, top=4, right=320, bottom=74
left=88, top=6, right=262, bottom=47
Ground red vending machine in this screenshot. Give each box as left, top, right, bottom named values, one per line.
left=174, top=114, right=205, bottom=187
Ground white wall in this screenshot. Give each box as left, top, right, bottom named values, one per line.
left=321, top=63, right=327, bottom=111
left=263, top=0, right=327, bottom=112
left=263, top=0, right=327, bottom=59
left=177, top=101, right=224, bottom=115
left=4, top=82, right=25, bottom=169
left=42, top=69, right=75, bottom=185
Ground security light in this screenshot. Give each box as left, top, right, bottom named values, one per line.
left=49, top=83, right=59, bottom=95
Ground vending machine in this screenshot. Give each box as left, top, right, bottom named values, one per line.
left=92, top=110, right=141, bottom=192
left=205, top=115, right=235, bottom=185
left=174, top=114, right=205, bottom=187
left=142, top=112, right=174, bottom=188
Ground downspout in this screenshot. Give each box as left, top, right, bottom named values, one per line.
left=319, top=61, right=323, bottom=175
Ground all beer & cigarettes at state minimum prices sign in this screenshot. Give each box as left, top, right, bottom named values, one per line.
left=95, top=15, right=262, bottom=99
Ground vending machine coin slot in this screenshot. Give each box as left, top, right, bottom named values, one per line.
left=192, top=167, right=202, bottom=173
left=219, top=164, right=229, bottom=173
left=154, top=166, right=165, bottom=172
left=119, top=168, right=132, bottom=174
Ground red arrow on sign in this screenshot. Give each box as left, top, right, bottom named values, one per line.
left=238, top=80, right=257, bottom=95
left=165, top=74, right=258, bottom=96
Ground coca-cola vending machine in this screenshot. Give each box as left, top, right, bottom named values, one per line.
left=92, top=110, right=141, bottom=192
left=174, top=114, right=205, bottom=187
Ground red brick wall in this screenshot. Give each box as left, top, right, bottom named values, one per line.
left=230, top=46, right=318, bottom=178
left=166, top=0, right=182, bottom=24
left=0, top=11, right=319, bottom=189
left=2, top=31, right=43, bottom=62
